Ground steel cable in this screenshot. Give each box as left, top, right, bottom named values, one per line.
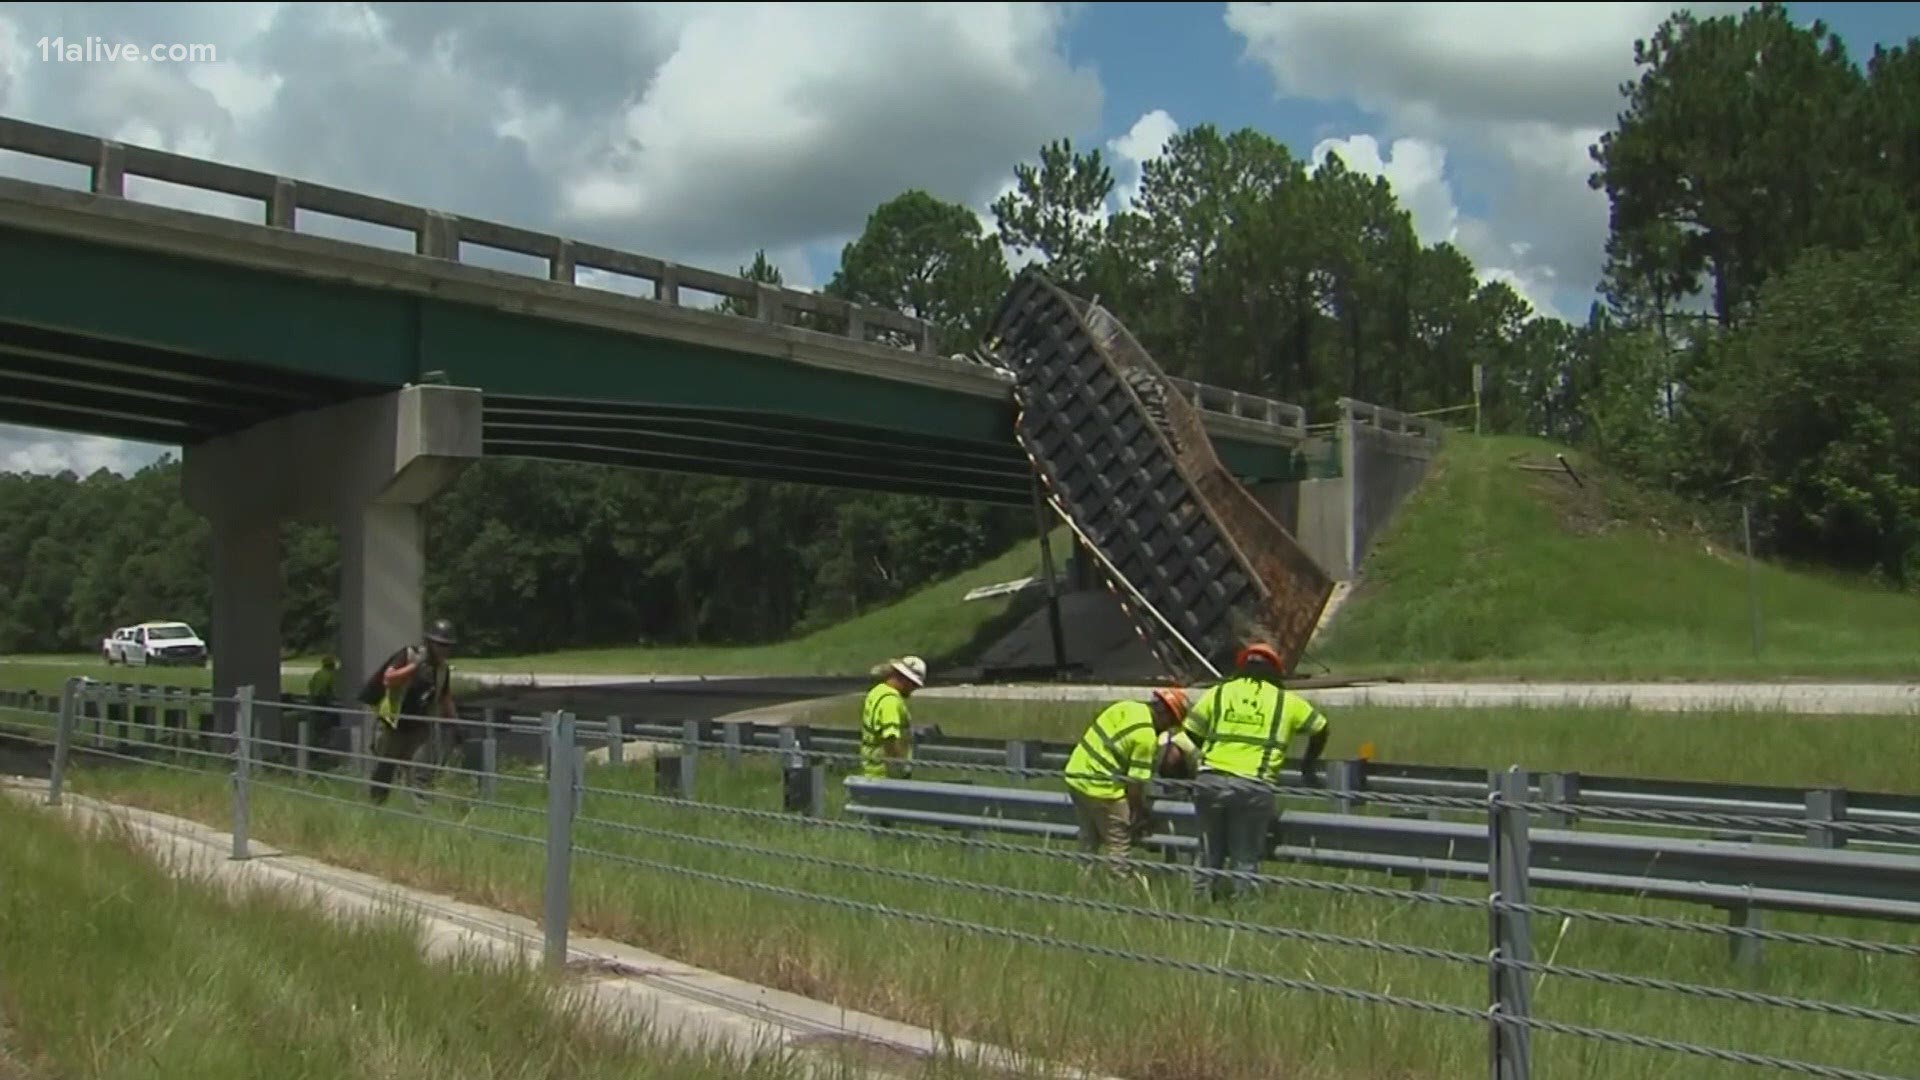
left=1494, top=956, right=1920, bottom=1028
left=578, top=782, right=1483, bottom=909
left=571, top=811, right=1485, bottom=966
left=570, top=841, right=1486, bottom=1024
left=1498, top=1013, right=1917, bottom=1080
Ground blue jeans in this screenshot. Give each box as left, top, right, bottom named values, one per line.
left=1192, top=772, right=1275, bottom=900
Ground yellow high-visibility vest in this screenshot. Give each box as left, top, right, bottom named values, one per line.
left=860, top=682, right=910, bottom=778
left=1184, top=677, right=1328, bottom=784
left=1064, top=700, right=1158, bottom=800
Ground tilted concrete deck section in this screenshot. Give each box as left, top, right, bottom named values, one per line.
left=2, top=779, right=1118, bottom=1080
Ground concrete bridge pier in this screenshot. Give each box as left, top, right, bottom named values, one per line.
left=185, top=385, right=483, bottom=739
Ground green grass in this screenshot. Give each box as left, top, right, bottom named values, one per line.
left=457, top=532, right=1059, bottom=677
left=37, top=731, right=1920, bottom=1080
left=1317, top=434, right=1920, bottom=679
left=0, top=795, right=815, bottom=1080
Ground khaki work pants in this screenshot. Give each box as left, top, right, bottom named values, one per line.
left=369, top=717, right=434, bottom=805
left=1070, top=789, right=1148, bottom=879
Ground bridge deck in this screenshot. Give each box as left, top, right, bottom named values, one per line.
left=0, top=116, right=1311, bottom=501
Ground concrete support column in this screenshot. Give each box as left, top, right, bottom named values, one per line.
left=209, top=512, right=282, bottom=736
left=339, top=502, right=425, bottom=699
left=186, top=385, right=482, bottom=741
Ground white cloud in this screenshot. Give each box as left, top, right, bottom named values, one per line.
left=0, top=0, right=1101, bottom=471
left=0, top=425, right=171, bottom=476
left=1311, top=131, right=1561, bottom=321
left=1311, top=134, right=1457, bottom=245
left=1223, top=2, right=1746, bottom=130
left=1225, top=1, right=1746, bottom=318
left=556, top=3, right=1100, bottom=257
left=1109, top=108, right=1178, bottom=210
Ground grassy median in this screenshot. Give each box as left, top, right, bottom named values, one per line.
left=28, top=728, right=1918, bottom=1080
left=0, top=796, right=814, bottom=1080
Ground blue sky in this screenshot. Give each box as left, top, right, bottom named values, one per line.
left=0, top=2, right=1913, bottom=475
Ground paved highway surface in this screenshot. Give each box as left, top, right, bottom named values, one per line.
left=461, top=674, right=1920, bottom=719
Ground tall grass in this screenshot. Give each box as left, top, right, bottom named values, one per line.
left=59, top=743, right=1920, bottom=1080
left=817, top=696, right=1920, bottom=793
left=0, top=797, right=812, bottom=1080
left=1318, top=435, right=1920, bottom=678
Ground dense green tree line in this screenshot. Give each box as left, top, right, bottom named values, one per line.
left=4, top=1, right=1913, bottom=658
left=1582, top=3, right=1920, bottom=581
left=0, top=459, right=1025, bottom=657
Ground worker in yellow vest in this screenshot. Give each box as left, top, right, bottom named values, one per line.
left=1063, top=687, right=1190, bottom=878
left=859, top=655, right=925, bottom=779
left=1180, top=642, right=1330, bottom=901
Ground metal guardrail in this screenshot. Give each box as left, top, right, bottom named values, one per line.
left=6, top=679, right=1920, bottom=1080
left=840, top=778, right=1920, bottom=926
left=19, top=682, right=1919, bottom=853
left=0, top=115, right=1309, bottom=438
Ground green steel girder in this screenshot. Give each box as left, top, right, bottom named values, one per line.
left=0, top=220, right=1310, bottom=491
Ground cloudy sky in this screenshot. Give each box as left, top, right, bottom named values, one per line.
left=0, top=1, right=1908, bottom=476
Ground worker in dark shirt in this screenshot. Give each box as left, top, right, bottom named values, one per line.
left=364, top=619, right=457, bottom=806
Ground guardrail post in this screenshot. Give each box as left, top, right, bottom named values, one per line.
left=480, top=708, right=500, bottom=801
left=1488, top=768, right=1533, bottom=1080
left=807, top=763, right=828, bottom=818
left=1722, top=903, right=1764, bottom=970
left=87, top=683, right=106, bottom=750
left=605, top=715, right=624, bottom=766
left=296, top=715, right=311, bottom=778
left=1805, top=788, right=1847, bottom=849
left=780, top=727, right=808, bottom=812
left=1006, top=739, right=1032, bottom=779
left=1538, top=772, right=1580, bottom=829
left=542, top=710, right=576, bottom=971
left=680, top=720, right=699, bottom=799
left=48, top=677, right=81, bottom=806
left=724, top=721, right=745, bottom=768
left=1327, top=760, right=1360, bottom=814
left=232, top=686, right=254, bottom=861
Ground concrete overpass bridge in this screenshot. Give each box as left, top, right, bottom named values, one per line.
left=0, top=116, right=1324, bottom=718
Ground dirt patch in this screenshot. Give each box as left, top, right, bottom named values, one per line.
left=1509, top=453, right=1620, bottom=538
left=0, top=1012, right=38, bottom=1080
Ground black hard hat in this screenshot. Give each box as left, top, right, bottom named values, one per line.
left=425, top=618, right=456, bottom=645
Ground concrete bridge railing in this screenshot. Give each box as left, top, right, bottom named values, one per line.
left=0, top=115, right=1308, bottom=440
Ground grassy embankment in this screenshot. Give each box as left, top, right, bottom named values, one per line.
left=0, top=795, right=812, bottom=1080
left=1315, top=434, right=1920, bottom=680
left=6, top=691, right=1912, bottom=1080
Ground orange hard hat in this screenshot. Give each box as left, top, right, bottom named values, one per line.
left=1235, top=642, right=1284, bottom=672
left=1151, top=687, right=1190, bottom=720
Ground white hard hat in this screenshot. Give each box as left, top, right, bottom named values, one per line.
left=889, top=656, right=927, bottom=686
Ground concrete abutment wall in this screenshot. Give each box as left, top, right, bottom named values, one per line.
left=1254, top=398, right=1441, bottom=582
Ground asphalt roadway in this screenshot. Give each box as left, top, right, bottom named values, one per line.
left=461, top=674, right=874, bottom=726
left=459, top=673, right=1920, bottom=719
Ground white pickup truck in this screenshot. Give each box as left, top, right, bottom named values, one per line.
left=101, top=622, right=209, bottom=667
